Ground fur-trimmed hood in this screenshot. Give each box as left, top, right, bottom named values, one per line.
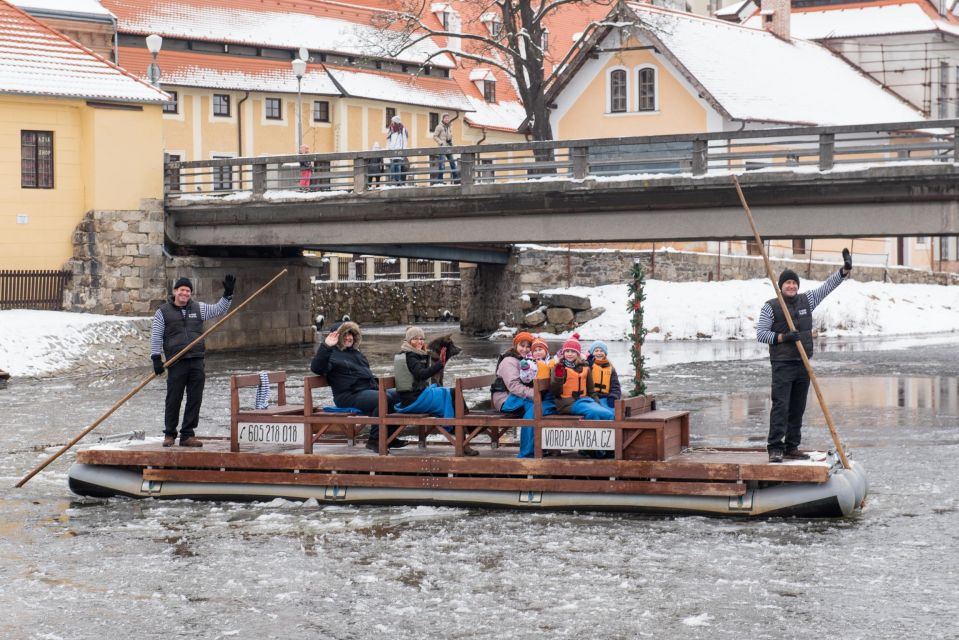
left=331, top=321, right=361, bottom=349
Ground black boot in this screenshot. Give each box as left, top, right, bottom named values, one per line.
left=768, top=448, right=784, bottom=463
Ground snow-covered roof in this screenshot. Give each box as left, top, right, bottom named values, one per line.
left=624, top=3, right=924, bottom=126
left=0, top=0, right=167, bottom=103
left=10, top=0, right=113, bottom=21
left=744, top=2, right=959, bottom=40
left=119, top=47, right=340, bottom=95
left=102, top=0, right=455, bottom=68
left=469, top=68, right=495, bottom=82
left=463, top=96, right=526, bottom=132
left=326, top=65, right=472, bottom=111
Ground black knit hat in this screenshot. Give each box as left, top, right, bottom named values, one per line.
left=173, top=277, right=193, bottom=291
left=778, top=269, right=799, bottom=290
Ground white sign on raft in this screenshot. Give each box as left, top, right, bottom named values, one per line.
left=238, top=422, right=304, bottom=446
left=542, top=427, right=615, bottom=450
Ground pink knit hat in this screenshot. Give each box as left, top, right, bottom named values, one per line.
left=560, top=333, right=582, bottom=356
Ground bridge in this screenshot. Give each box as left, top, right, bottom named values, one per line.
left=165, top=119, right=959, bottom=263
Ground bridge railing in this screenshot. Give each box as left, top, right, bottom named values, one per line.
left=164, top=119, right=959, bottom=200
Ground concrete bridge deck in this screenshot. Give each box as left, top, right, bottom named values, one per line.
left=165, top=119, right=959, bottom=257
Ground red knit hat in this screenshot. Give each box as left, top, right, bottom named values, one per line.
left=513, top=331, right=534, bottom=347
left=560, top=333, right=582, bottom=356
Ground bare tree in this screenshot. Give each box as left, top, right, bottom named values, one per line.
left=370, top=0, right=625, bottom=142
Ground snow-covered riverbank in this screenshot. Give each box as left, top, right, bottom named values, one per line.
left=2, top=276, right=958, bottom=378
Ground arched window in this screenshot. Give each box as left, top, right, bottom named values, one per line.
left=609, top=69, right=627, bottom=113
left=637, top=66, right=657, bottom=111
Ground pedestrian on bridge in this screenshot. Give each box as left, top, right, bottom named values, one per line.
left=297, top=144, right=313, bottom=191
left=151, top=274, right=235, bottom=447
left=385, top=115, right=408, bottom=185
left=431, top=113, right=459, bottom=184
left=756, top=250, right=852, bottom=463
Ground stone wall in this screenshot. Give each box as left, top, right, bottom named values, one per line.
left=313, top=280, right=461, bottom=326
left=460, top=246, right=959, bottom=333
left=168, top=257, right=316, bottom=351
left=515, top=246, right=959, bottom=289
left=63, top=199, right=167, bottom=314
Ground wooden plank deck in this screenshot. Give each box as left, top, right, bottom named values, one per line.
left=77, top=438, right=831, bottom=486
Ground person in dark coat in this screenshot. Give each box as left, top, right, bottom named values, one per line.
left=150, top=274, right=234, bottom=447
left=310, top=321, right=403, bottom=450
left=756, top=249, right=852, bottom=463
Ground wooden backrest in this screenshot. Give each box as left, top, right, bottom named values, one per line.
left=230, top=371, right=288, bottom=413
left=614, top=395, right=656, bottom=420
left=454, top=373, right=496, bottom=416
left=378, top=376, right=396, bottom=416
left=303, top=374, right=330, bottom=416
left=532, top=377, right=550, bottom=418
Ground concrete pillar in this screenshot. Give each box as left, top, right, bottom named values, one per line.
left=366, top=257, right=375, bottom=281
left=434, top=260, right=443, bottom=279
left=400, top=257, right=409, bottom=280
left=329, top=256, right=339, bottom=282
left=459, top=249, right=524, bottom=334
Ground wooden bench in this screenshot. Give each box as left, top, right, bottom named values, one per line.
left=375, top=376, right=458, bottom=455
left=302, top=374, right=380, bottom=453
left=229, top=371, right=305, bottom=452
left=453, top=373, right=684, bottom=461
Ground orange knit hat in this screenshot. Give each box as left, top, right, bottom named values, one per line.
left=530, top=337, right=549, bottom=355
left=513, top=331, right=534, bottom=347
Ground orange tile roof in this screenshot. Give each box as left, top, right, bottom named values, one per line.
left=119, top=46, right=473, bottom=110
left=0, top=0, right=167, bottom=102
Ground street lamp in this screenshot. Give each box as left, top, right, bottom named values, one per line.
left=146, top=34, right=162, bottom=87
left=291, top=58, right=306, bottom=151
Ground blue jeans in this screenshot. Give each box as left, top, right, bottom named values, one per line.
left=436, top=153, right=459, bottom=182
left=390, top=159, right=405, bottom=184
left=501, top=394, right=556, bottom=458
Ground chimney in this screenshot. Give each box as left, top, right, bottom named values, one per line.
left=760, top=0, right=791, bottom=41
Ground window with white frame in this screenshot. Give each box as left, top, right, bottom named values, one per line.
left=609, top=68, right=627, bottom=113
left=483, top=79, right=496, bottom=103
left=265, top=97, right=282, bottom=120
left=637, top=66, right=657, bottom=111
left=481, top=12, right=502, bottom=38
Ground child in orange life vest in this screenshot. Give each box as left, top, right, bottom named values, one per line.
left=530, top=337, right=552, bottom=380
left=549, top=334, right=615, bottom=421
left=586, top=341, right=621, bottom=409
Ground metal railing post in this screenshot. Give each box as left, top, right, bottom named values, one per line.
left=953, top=127, right=959, bottom=162
left=691, top=139, right=707, bottom=175
left=252, top=161, right=267, bottom=196
left=819, top=133, right=835, bottom=171
left=353, top=157, right=367, bottom=194
left=572, top=146, right=588, bottom=179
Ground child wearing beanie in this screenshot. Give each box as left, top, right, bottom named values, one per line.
left=587, top=340, right=621, bottom=409
left=549, top=333, right=615, bottom=425
left=529, top=337, right=552, bottom=380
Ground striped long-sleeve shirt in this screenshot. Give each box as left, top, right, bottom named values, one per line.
left=756, top=269, right=847, bottom=344
left=150, top=297, right=232, bottom=356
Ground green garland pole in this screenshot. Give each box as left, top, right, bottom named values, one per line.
left=628, top=260, right=649, bottom=396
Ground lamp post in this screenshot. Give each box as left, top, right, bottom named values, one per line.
left=291, top=58, right=306, bottom=151
left=146, top=34, right=163, bottom=87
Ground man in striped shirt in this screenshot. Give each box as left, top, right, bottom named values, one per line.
left=756, top=250, right=852, bottom=463
left=150, top=275, right=235, bottom=447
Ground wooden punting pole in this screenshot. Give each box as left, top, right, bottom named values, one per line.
left=14, top=269, right=289, bottom=488
left=731, top=176, right=851, bottom=469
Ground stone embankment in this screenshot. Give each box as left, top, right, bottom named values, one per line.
left=312, top=280, right=460, bottom=326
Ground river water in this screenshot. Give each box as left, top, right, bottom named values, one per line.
left=1, top=327, right=957, bottom=639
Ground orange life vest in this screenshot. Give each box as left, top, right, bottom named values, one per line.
left=535, top=360, right=551, bottom=380
left=559, top=365, right=587, bottom=398
left=591, top=360, right=614, bottom=395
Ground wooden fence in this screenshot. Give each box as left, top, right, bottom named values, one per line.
left=0, top=270, right=70, bottom=310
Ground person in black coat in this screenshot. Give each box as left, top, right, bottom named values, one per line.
left=310, top=321, right=404, bottom=450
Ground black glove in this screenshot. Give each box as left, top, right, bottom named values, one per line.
left=842, top=248, right=852, bottom=273
left=780, top=331, right=800, bottom=343
left=222, top=274, right=236, bottom=298
left=152, top=354, right=164, bottom=376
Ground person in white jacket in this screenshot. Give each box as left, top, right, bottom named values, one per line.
left=385, top=115, right=409, bottom=184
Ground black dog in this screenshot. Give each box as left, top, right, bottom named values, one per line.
left=427, top=333, right=461, bottom=386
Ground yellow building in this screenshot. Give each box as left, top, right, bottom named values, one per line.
left=0, top=0, right=167, bottom=272
left=546, top=2, right=942, bottom=271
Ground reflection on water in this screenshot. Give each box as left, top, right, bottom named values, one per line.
left=714, top=375, right=959, bottom=424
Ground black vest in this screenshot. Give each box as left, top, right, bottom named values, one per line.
left=768, top=294, right=813, bottom=361
left=160, top=299, right=205, bottom=360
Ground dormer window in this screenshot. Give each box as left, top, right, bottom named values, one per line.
left=481, top=12, right=502, bottom=38
left=432, top=3, right=451, bottom=30
left=470, top=68, right=497, bottom=102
